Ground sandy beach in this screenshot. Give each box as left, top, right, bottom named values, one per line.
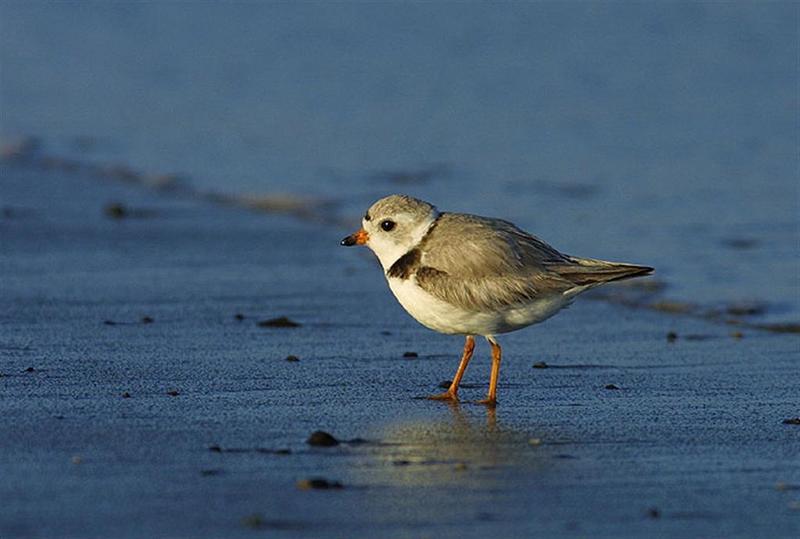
left=1, top=3, right=798, bottom=538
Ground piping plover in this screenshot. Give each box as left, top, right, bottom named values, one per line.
left=341, top=194, right=652, bottom=406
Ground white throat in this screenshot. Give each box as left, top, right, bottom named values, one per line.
left=371, top=211, right=439, bottom=271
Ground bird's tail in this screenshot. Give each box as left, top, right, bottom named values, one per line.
left=555, top=256, right=654, bottom=287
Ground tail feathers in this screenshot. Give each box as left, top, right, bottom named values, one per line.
left=555, top=257, right=654, bottom=287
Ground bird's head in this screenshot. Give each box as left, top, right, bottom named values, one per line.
left=341, top=194, right=439, bottom=270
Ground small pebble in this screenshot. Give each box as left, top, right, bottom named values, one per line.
left=257, top=316, right=301, bottom=328
left=104, top=202, right=128, bottom=219
left=166, top=389, right=180, bottom=397
left=234, top=313, right=245, bottom=321
left=453, top=462, right=468, bottom=471
left=274, top=448, right=292, bottom=455
left=604, top=384, right=620, bottom=390
left=141, top=316, right=154, bottom=324
left=200, top=469, right=222, bottom=476
left=730, top=331, right=744, bottom=339
left=71, top=456, right=82, bottom=465
left=528, top=438, right=542, bottom=446
left=208, top=444, right=223, bottom=453
left=666, top=331, right=678, bottom=342
left=402, top=351, right=418, bottom=358
left=782, top=418, right=800, bottom=425
left=438, top=380, right=452, bottom=389
left=24, top=367, right=35, bottom=373
left=241, top=514, right=265, bottom=529
left=104, top=320, right=117, bottom=326
left=296, top=478, right=343, bottom=490
left=306, top=431, right=339, bottom=447
left=285, top=355, right=300, bottom=362
left=532, top=361, right=548, bottom=369
left=380, top=330, right=392, bottom=336
left=121, top=391, right=131, bottom=398
left=647, top=507, right=660, bottom=519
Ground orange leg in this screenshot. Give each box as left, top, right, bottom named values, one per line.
left=428, top=335, right=475, bottom=401
left=476, top=338, right=501, bottom=407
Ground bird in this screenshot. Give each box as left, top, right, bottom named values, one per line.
left=341, top=194, right=652, bottom=406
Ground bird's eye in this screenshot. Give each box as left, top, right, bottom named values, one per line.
left=380, top=219, right=396, bottom=232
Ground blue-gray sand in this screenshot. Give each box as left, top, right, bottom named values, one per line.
left=1, top=3, right=798, bottom=539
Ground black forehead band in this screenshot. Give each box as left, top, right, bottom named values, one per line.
left=364, top=213, right=371, bottom=221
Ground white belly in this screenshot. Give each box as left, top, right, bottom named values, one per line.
left=387, top=276, right=571, bottom=336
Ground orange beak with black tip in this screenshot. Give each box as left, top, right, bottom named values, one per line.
left=340, top=228, right=369, bottom=246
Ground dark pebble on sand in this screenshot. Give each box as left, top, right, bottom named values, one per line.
left=647, top=507, right=661, bottom=519
left=121, top=391, right=131, bottom=398
left=380, top=330, right=392, bottom=336
left=730, top=331, right=744, bottom=339
left=666, top=331, right=678, bottom=342
left=605, top=384, right=620, bottom=390
left=725, top=302, right=768, bottom=317
left=757, top=323, right=800, bottom=334
left=208, top=444, right=223, bottom=452
left=234, top=313, right=245, bottom=321
left=200, top=469, right=223, bottom=476
left=285, top=355, right=300, bottom=362
left=782, top=418, right=800, bottom=425
left=141, top=316, right=154, bottom=324
left=258, top=316, right=301, bottom=328
left=104, top=320, right=117, bottom=326
left=684, top=334, right=713, bottom=341
left=166, top=389, right=180, bottom=397
left=403, top=351, right=418, bottom=358
left=24, top=367, right=35, bottom=373
left=651, top=300, right=696, bottom=314
left=104, top=202, right=128, bottom=219
left=241, top=514, right=265, bottom=529
left=296, top=478, right=344, bottom=490
left=532, top=361, right=548, bottom=369
left=721, top=237, right=760, bottom=250
left=438, top=380, right=452, bottom=389
left=306, top=431, right=339, bottom=447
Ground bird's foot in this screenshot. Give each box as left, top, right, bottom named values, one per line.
left=475, top=397, right=497, bottom=408
left=426, top=391, right=459, bottom=402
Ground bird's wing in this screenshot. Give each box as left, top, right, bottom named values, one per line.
left=412, top=213, right=577, bottom=312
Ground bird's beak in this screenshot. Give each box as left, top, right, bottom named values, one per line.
left=340, top=228, right=369, bottom=246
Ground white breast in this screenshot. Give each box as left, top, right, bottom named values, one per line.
left=387, top=276, right=572, bottom=336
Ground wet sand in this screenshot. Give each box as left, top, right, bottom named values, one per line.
left=2, top=161, right=798, bottom=539
left=2, top=3, right=798, bottom=538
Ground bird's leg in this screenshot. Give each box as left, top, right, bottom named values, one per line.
left=477, top=337, right=501, bottom=407
left=428, top=335, right=475, bottom=401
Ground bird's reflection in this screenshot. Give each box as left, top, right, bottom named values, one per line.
left=350, top=402, right=545, bottom=489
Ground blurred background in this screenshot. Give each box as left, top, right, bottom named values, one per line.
left=2, top=1, right=796, bottom=319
